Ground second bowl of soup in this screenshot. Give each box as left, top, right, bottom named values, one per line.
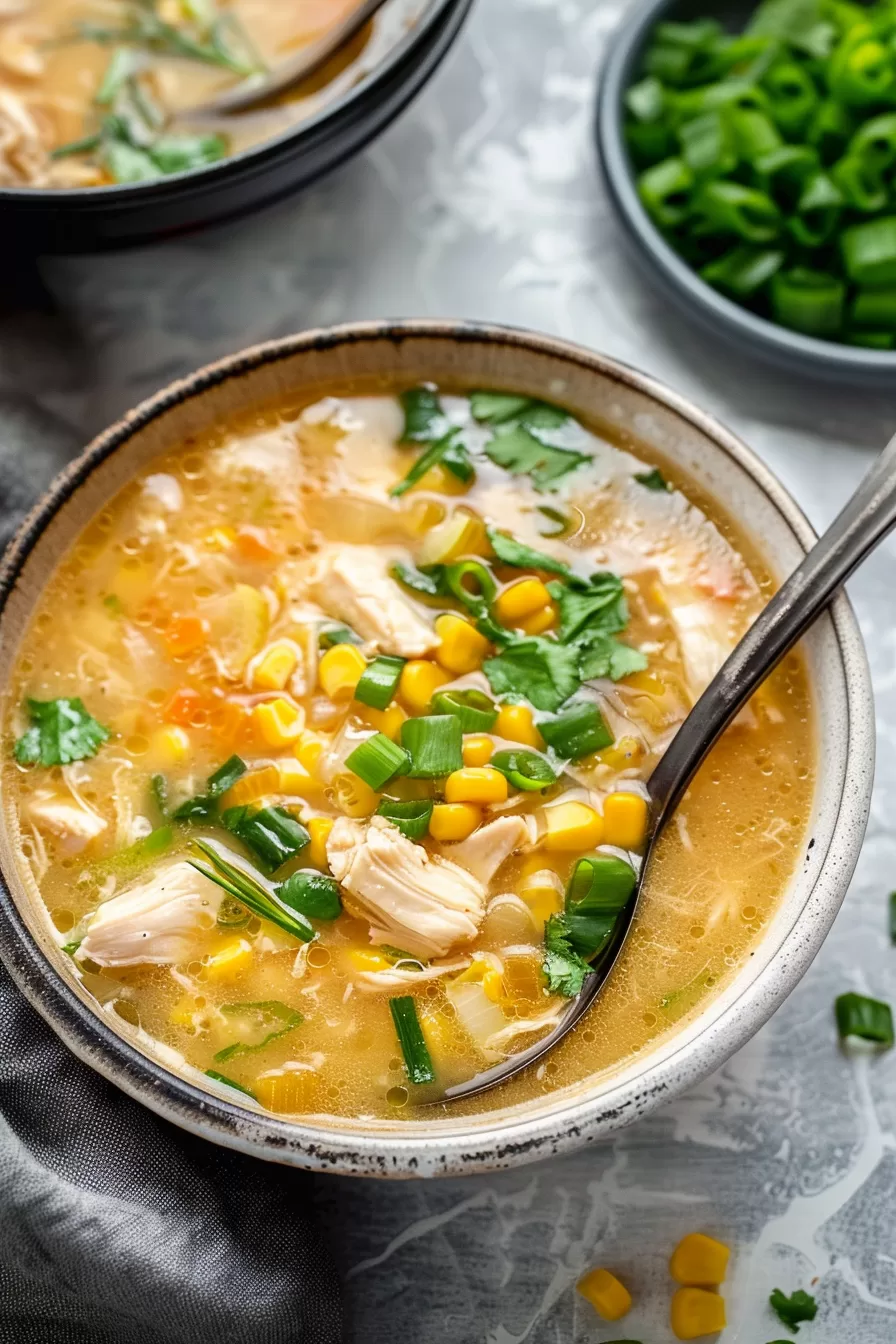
left=0, top=320, right=872, bottom=1175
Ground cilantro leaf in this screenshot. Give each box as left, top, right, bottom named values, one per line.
left=399, top=386, right=449, bottom=443
left=469, top=391, right=535, bottom=424
left=483, top=637, right=580, bottom=712
left=14, top=698, right=110, bottom=766
left=543, top=913, right=593, bottom=997
left=484, top=424, right=591, bottom=490
left=390, top=561, right=448, bottom=598
left=573, top=627, right=648, bottom=682
left=486, top=526, right=571, bottom=576
left=634, top=467, right=670, bottom=491
left=547, top=572, right=629, bottom=642
left=769, top=1289, right=818, bottom=1332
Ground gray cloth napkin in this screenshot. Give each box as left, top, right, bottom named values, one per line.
left=0, top=395, right=343, bottom=1344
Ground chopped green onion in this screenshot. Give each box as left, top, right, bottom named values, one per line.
left=762, top=60, right=819, bottom=136
left=319, top=624, right=361, bottom=647
left=430, top=688, right=498, bottom=732
left=173, top=754, right=247, bottom=822
left=205, top=1070, right=257, bottom=1100
left=693, top=180, right=781, bottom=242
left=728, top=105, right=782, bottom=158
left=538, top=701, right=614, bottom=759
left=846, top=330, right=895, bottom=348
left=345, top=733, right=409, bottom=791
left=150, top=772, right=168, bottom=818
left=391, top=428, right=467, bottom=498
left=221, top=805, right=310, bottom=873
left=787, top=171, right=843, bottom=246
left=535, top=504, right=570, bottom=537
left=851, top=286, right=896, bottom=330
left=828, top=30, right=893, bottom=107
left=638, top=157, right=694, bottom=228
left=50, top=132, right=102, bottom=160
left=95, top=47, right=137, bottom=104
left=375, top=798, right=434, bottom=840
left=400, top=715, right=464, bottom=779
left=444, top=558, right=498, bottom=611
left=566, top=855, right=638, bottom=915
left=678, top=111, right=737, bottom=178
left=771, top=267, right=845, bottom=335
left=849, top=112, right=896, bottom=171
left=807, top=96, right=856, bottom=164
left=215, top=1000, right=303, bottom=1062
left=835, top=991, right=894, bottom=1046
left=389, top=996, right=435, bottom=1084
left=701, top=245, right=786, bottom=297
left=189, top=838, right=314, bottom=942
left=354, top=656, right=405, bottom=710
left=208, top=755, right=247, bottom=797
left=754, top=144, right=818, bottom=210
left=842, top=216, right=896, bottom=284
left=276, top=871, right=342, bottom=921
left=626, top=74, right=665, bottom=122
left=831, top=154, right=886, bottom=212
left=490, top=748, right=556, bottom=792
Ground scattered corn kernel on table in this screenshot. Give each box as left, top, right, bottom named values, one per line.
left=4, top=0, right=896, bottom=1338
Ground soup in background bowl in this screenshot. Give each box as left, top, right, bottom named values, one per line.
left=0, top=322, right=872, bottom=1176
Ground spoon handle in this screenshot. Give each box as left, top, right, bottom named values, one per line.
left=648, top=430, right=896, bottom=829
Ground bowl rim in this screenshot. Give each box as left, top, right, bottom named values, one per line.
left=0, top=318, right=874, bottom=1178
left=0, top=0, right=459, bottom=204
left=595, top=0, right=896, bottom=375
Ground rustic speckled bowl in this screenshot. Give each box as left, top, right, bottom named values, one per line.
left=0, top=320, right=874, bottom=1177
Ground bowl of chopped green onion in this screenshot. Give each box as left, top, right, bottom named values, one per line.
left=597, top=0, right=896, bottom=379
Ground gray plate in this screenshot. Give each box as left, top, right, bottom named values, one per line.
left=595, top=0, right=896, bottom=385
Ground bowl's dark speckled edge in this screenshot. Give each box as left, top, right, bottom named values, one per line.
left=595, top=0, right=896, bottom=385
left=0, top=319, right=874, bottom=1178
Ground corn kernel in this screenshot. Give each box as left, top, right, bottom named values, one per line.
left=345, top=948, right=392, bottom=973
left=596, top=734, right=643, bottom=771
left=462, top=734, right=494, bottom=767
left=429, top=802, right=482, bottom=842
left=444, top=766, right=508, bottom=804
left=295, top=732, right=326, bottom=775
left=670, top=1234, right=730, bottom=1288
left=398, top=658, right=451, bottom=713
left=169, top=994, right=204, bottom=1028
left=333, top=772, right=380, bottom=817
left=625, top=669, right=667, bottom=695
left=495, top=577, right=552, bottom=624
left=419, top=1008, right=457, bottom=1059
left=543, top=800, right=603, bottom=851
left=482, top=968, right=505, bottom=1002
left=221, top=764, right=281, bottom=809
left=670, top=1287, right=726, bottom=1339
left=434, top=613, right=491, bottom=675
left=307, top=816, right=334, bottom=869
left=204, top=525, right=236, bottom=552
left=252, top=697, right=305, bottom=748
left=496, top=703, right=544, bottom=748
left=517, top=603, right=557, bottom=635
left=411, top=463, right=468, bottom=495
left=148, top=724, right=190, bottom=766
left=252, top=642, right=298, bottom=691
left=576, top=1268, right=632, bottom=1322
left=318, top=643, right=367, bottom=700
left=276, top=760, right=321, bottom=800
left=602, top=791, right=649, bottom=850
left=255, top=1069, right=319, bottom=1114
left=204, top=937, right=253, bottom=983
left=364, top=701, right=407, bottom=741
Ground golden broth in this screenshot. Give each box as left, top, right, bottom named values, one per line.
left=0, top=0, right=422, bottom=187
left=1, top=386, right=814, bottom=1122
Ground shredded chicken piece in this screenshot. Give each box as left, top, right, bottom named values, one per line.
left=442, top=815, right=534, bottom=886
left=327, top=816, right=486, bottom=958
left=356, top=956, right=472, bottom=991
left=27, top=796, right=107, bottom=855
left=306, top=545, right=437, bottom=657
left=0, top=89, right=48, bottom=186
left=664, top=587, right=736, bottom=698
left=78, top=861, right=222, bottom=967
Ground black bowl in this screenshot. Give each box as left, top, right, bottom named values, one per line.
left=595, top=0, right=896, bottom=385
left=0, top=0, right=472, bottom=253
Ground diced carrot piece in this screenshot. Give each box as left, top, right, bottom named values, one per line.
left=236, top=525, right=280, bottom=563
left=163, top=687, right=210, bottom=727
left=163, top=614, right=207, bottom=659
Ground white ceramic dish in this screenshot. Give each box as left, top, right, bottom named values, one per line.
left=0, top=319, right=874, bottom=1177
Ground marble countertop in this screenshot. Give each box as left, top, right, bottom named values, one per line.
left=4, top=0, right=896, bottom=1339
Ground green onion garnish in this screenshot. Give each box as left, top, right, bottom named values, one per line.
left=319, top=624, right=361, bottom=647
left=389, top=996, right=436, bottom=1084
left=354, top=656, right=405, bottom=711
left=375, top=798, right=434, bottom=840
left=835, top=991, right=894, bottom=1046
left=188, top=838, right=314, bottom=943
left=490, top=748, right=556, bottom=792
left=538, top=701, right=614, bottom=759
left=172, top=754, right=247, bottom=821
left=400, top=715, right=464, bottom=779
left=345, top=733, right=409, bottom=791
left=276, top=871, right=342, bottom=921
left=205, top=1070, right=257, bottom=1100
left=444, top=559, right=499, bottom=612
left=214, top=1000, right=303, bottom=1062
left=634, top=467, right=670, bottom=491
left=207, top=755, right=248, bottom=796
left=221, top=804, right=310, bottom=873
left=430, top=688, right=498, bottom=732
left=566, top=855, right=637, bottom=914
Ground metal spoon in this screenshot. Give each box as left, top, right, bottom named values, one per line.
left=441, top=431, right=896, bottom=1103
left=185, top=0, right=391, bottom=118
